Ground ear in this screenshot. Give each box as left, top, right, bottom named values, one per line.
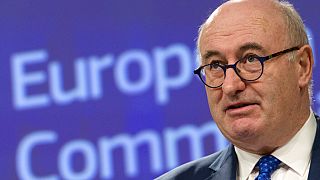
left=297, top=45, right=314, bottom=88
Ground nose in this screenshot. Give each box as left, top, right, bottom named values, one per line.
left=221, top=68, right=246, bottom=96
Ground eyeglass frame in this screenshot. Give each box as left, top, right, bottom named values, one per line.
left=193, top=46, right=300, bottom=88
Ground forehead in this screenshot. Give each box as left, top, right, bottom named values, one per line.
left=199, top=1, right=287, bottom=61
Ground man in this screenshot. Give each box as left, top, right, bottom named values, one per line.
left=156, top=0, right=319, bottom=179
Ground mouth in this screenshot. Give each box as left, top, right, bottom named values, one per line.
left=225, top=102, right=259, bottom=111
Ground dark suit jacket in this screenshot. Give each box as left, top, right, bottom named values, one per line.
left=155, top=116, right=320, bottom=180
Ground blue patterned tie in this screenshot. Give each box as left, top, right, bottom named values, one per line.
left=255, top=155, right=281, bottom=180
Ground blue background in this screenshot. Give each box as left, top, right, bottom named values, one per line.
left=0, top=1, right=319, bottom=179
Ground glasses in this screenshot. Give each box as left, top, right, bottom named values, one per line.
left=194, top=46, right=300, bottom=88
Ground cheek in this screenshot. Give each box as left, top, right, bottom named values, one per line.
left=206, top=88, right=221, bottom=106
left=206, top=89, right=224, bottom=119
left=258, top=69, right=299, bottom=120
left=253, top=82, right=279, bottom=117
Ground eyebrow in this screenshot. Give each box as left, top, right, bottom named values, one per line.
left=202, top=42, right=265, bottom=64
left=202, top=50, right=223, bottom=64
left=239, top=42, right=264, bottom=53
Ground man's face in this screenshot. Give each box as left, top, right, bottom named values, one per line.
left=199, top=1, right=307, bottom=153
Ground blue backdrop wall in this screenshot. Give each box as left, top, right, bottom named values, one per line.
left=1, top=1, right=319, bottom=179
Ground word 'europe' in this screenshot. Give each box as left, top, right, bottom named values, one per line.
left=11, top=43, right=198, bottom=110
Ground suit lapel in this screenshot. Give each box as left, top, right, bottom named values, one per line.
left=308, top=115, right=320, bottom=180
left=207, top=145, right=238, bottom=180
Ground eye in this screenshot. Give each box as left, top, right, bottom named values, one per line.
left=243, top=54, right=258, bottom=63
left=209, top=61, right=222, bottom=70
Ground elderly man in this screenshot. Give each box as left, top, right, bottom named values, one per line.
left=156, top=0, right=319, bottom=179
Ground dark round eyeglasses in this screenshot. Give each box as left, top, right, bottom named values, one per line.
left=194, top=46, right=300, bottom=88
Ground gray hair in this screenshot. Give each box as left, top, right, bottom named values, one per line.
left=277, top=1, right=309, bottom=60
left=278, top=1, right=309, bottom=46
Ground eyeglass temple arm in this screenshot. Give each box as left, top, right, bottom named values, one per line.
left=264, top=46, right=300, bottom=61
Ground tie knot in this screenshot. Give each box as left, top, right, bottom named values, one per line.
left=255, top=155, right=281, bottom=180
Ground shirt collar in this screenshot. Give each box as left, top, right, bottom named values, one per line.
left=235, top=146, right=260, bottom=179
left=272, top=110, right=316, bottom=176
left=235, top=110, right=317, bottom=179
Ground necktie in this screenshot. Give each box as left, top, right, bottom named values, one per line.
left=255, top=155, right=281, bottom=180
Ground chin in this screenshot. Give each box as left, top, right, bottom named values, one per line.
left=232, top=128, right=257, bottom=140
left=229, top=119, right=260, bottom=140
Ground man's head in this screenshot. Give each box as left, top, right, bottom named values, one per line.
left=197, top=0, right=314, bottom=154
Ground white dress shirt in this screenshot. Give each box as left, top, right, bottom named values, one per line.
left=235, top=110, right=317, bottom=180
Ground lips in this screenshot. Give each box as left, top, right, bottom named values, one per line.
left=225, top=102, right=259, bottom=111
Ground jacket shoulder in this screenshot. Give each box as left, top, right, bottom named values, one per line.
left=154, top=148, right=230, bottom=180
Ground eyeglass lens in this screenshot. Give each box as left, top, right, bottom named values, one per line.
left=200, top=56, right=263, bottom=88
